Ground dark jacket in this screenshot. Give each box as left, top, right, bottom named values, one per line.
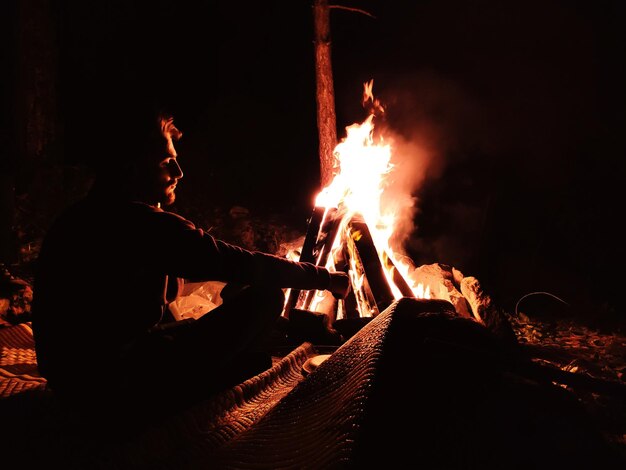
left=31, top=191, right=331, bottom=391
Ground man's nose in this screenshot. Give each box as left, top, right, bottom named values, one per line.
left=170, top=160, right=183, bottom=179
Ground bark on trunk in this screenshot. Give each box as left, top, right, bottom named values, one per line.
left=1, top=0, right=58, bottom=263
left=16, top=0, right=59, bottom=173
left=313, top=0, right=337, bottom=189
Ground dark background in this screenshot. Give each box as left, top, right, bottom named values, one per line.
left=2, top=0, right=625, bottom=316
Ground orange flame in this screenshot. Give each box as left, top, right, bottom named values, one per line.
left=317, top=80, right=430, bottom=301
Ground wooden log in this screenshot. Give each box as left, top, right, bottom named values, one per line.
left=380, top=250, right=415, bottom=298
left=514, top=357, right=626, bottom=398
left=313, top=207, right=341, bottom=266
left=301, top=208, right=342, bottom=311
left=345, top=214, right=395, bottom=314
left=327, top=241, right=361, bottom=320
left=300, top=205, right=327, bottom=263
left=460, top=275, right=517, bottom=344
left=343, top=244, right=379, bottom=318
left=283, top=206, right=326, bottom=317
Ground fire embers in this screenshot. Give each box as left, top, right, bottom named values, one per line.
left=282, top=205, right=516, bottom=345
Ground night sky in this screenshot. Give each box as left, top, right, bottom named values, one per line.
left=52, top=1, right=626, bottom=313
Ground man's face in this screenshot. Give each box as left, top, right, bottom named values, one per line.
left=139, top=131, right=183, bottom=207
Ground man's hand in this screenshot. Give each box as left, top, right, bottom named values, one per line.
left=328, top=272, right=350, bottom=299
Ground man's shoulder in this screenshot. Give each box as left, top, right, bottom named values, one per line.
left=48, top=197, right=197, bottom=239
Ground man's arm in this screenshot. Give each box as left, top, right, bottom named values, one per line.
left=149, top=208, right=350, bottom=296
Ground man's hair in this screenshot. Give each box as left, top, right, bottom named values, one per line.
left=160, top=113, right=183, bottom=155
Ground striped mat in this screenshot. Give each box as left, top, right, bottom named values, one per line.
left=0, top=322, right=47, bottom=397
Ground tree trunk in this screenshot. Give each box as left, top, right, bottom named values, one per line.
left=10, top=0, right=59, bottom=262
left=16, top=0, right=59, bottom=178
left=0, top=1, right=19, bottom=264
left=313, top=0, right=337, bottom=189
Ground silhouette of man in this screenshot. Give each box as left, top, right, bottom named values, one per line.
left=31, top=103, right=349, bottom=428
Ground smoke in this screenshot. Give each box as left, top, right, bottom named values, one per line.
left=371, top=71, right=486, bottom=268
left=379, top=130, right=429, bottom=254
left=367, top=39, right=606, bottom=289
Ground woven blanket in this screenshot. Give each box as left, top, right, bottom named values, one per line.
left=0, top=323, right=47, bottom=397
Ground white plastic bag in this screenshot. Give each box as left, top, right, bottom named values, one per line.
left=168, top=280, right=226, bottom=321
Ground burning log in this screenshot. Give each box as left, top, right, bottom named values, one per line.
left=313, top=207, right=341, bottom=266
left=340, top=240, right=379, bottom=318
left=380, top=250, right=414, bottom=298
left=344, top=214, right=395, bottom=315
left=283, top=206, right=326, bottom=317
left=301, top=207, right=342, bottom=311
left=283, top=205, right=517, bottom=350
left=300, top=206, right=327, bottom=264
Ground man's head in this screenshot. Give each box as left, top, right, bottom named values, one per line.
left=136, top=112, right=184, bottom=207
left=92, top=104, right=184, bottom=207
